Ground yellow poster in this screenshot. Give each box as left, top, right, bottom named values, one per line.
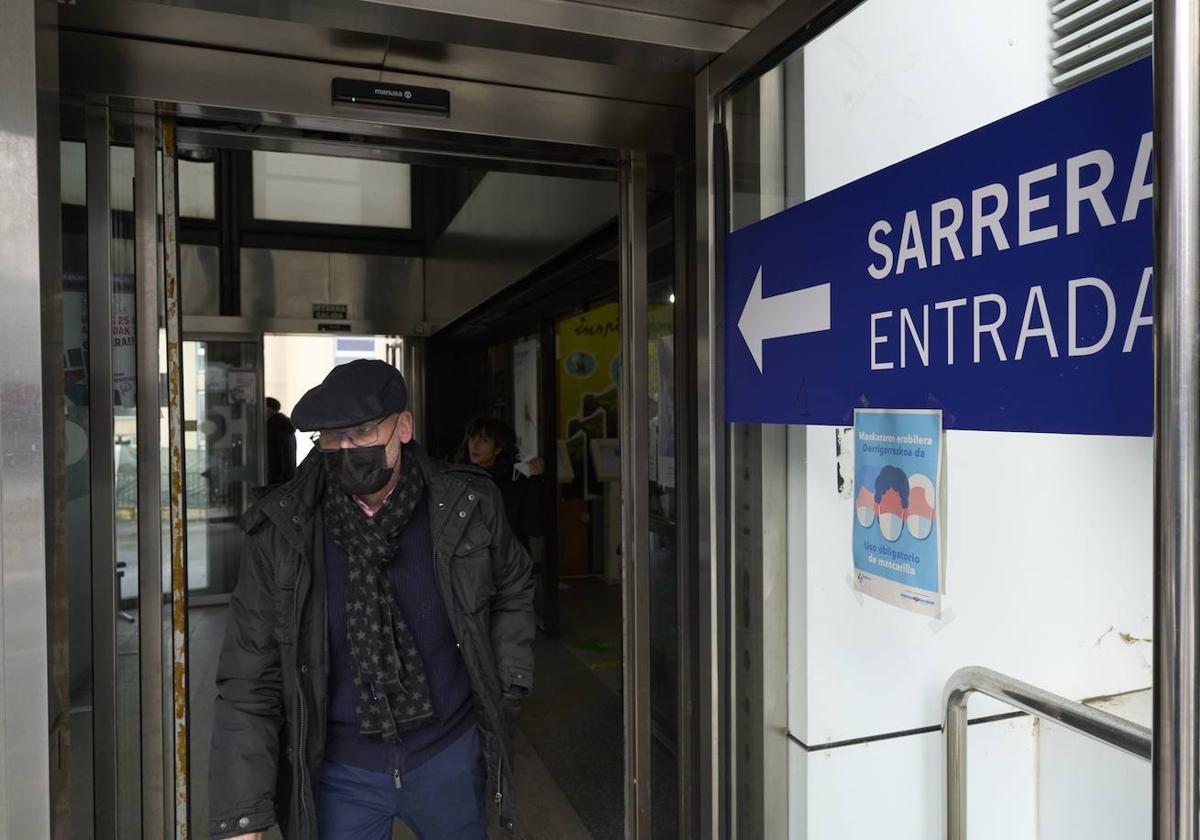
left=558, top=302, right=620, bottom=497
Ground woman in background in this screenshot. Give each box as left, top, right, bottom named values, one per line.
left=458, top=416, right=545, bottom=553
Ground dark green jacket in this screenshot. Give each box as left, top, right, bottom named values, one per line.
left=208, top=447, right=534, bottom=839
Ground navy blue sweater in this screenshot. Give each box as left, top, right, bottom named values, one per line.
left=324, top=497, right=475, bottom=776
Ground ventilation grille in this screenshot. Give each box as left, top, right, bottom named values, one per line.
left=1051, top=0, right=1152, bottom=89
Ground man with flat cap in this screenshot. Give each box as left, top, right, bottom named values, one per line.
left=209, top=359, right=534, bottom=840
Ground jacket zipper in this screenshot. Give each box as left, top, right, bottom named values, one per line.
left=495, top=749, right=503, bottom=806
left=391, top=720, right=402, bottom=790
left=294, top=566, right=312, bottom=835
left=432, top=489, right=506, bottom=814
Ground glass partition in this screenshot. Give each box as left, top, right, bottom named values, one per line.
left=251, top=150, right=412, bottom=228
left=60, top=110, right=96, bottom=840
left=64, top=99, right=174, bottom=840
left=110, top=110, right=143, bottom=839
left=649, top=215, right=679, bottom=839
left=183, top=338, right=263, bottom=600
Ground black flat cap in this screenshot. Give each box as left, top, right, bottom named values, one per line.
left=291, top=359, right=408, bottom=432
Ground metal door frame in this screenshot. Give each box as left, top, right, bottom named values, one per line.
left=46, top=96, right=194, bottom=840
left=1153, top=1, right=1200, bottom=838
left=58, top=31, right=687, bottom=166
left=76, top=96, right=179, bottom=840
left=618, top=150, right=651, bottom=837
left=133, top=106, right=169, bottom=840
left=697, top=3, right=833, bottom=831
left=84, top=98, right=121, bottom=840
left=0, top=3, right=54, bottom=838
left=57, top=43, right=692, bottom=840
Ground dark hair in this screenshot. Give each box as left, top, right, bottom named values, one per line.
left=265, top=397, right=281, bottom=412
left=874, top=464, right=910, bottom=507
left=458, top=415, right=519, bottom=467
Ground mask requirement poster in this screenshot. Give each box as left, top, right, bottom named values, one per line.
left=852, top=408, right=944, bottom=617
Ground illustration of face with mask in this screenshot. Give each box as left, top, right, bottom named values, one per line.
left=874, top=465, right=910, bottom=543
left=855, top=466, right=880, bottom=528
left=905, top=473, right=936, bottom=540
left=855, top=485, right=877, bottom=528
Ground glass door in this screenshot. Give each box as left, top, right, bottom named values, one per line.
left=619, top=155, right=695, bottom=840
left=58, top=98, right=98, bottom=840
left=647, top=196, right=681, bottom=840
left=181, top=337, right=264, bottom=601
left=58, top=98, right=171, bottom=840
left=177, top=335, right=264, bottom=835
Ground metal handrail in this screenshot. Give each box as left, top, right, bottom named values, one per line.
left=944, top=666, right=1151, bottom=840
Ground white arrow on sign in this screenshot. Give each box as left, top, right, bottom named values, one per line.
left=738, top=267, right=832, bottom=372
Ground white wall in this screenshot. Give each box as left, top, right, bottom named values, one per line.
left=795, top=431, right=1152, bottom=743
left=1038, top=690, right=1151, bottom=840
left=797, top=0, right=1054, bottom=200
left=792, top=717, right=1036, bottom=840
left=782, top=0, right=1153, bottom=836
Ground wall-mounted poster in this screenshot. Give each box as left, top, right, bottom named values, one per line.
left=512, top=338, right=539, bottom=460
left=112, top=273, right=137, bottom=411
left=558, top=302, right=620, bottom=499
left=852, top=408, right=944, bottom=617
left=228, top=368, right=257, bottom=404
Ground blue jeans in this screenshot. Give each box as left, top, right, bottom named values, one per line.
left=317, top=726, right=488, bottom=840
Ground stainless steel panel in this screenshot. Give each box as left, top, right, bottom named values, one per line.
left=619, top=151, right=651, bottom=839
left=180, top=243, right=219, bottom=316
left=62, top=0, right=387, bottom=65
left=0, top=2, right=52, bottom=836
left=134, top=109, right=167, bottom=839
left=60, top=32, right=691, bottom=156
left=693, top=65, right=722, bottom=840
left=565, top=0, right=784, bottom=29
left=361, top=0, right=741, bottom=52
left=240, top=248, right=330, bottom=319
left=120, top=0, right=732, bottom=72
left=176, top=126, right=617, bottom=179
left=39, top=6, right=71, bottom=836
left=733, top=68, right=790, bottom=839
left=1154, top=1, right=1200, bottom=838
left=173, top=109, right=623, bottom=171
left=728, top=422, right=789, bottom=837
left=86, top=101, right=120, bottom=840
left=329, top=252, right=423, bottom=322
left=61, top=0, right=693, bottom=108
left=705, top=0, right=860, bottom=97
left=241, top=248, right=424, bottom=324
left=425, top=173, right=618, bottom=326
left=183, top=314, right=424, bottom=336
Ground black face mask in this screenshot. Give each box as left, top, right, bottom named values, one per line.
left=322, top=444, right=396, bottom=496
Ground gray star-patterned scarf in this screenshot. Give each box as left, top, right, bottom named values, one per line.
left=322, top=446, right=434, bottom=742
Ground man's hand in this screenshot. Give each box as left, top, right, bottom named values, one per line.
left=526, top=456, right=545, bottom=476
left=227, top=834, right=263, bottom=840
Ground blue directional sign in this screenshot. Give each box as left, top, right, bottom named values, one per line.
left=725, top=58, right=1154, bottom=436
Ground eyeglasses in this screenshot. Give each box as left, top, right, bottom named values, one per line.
left=311, top=417, right=393, bottom=450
